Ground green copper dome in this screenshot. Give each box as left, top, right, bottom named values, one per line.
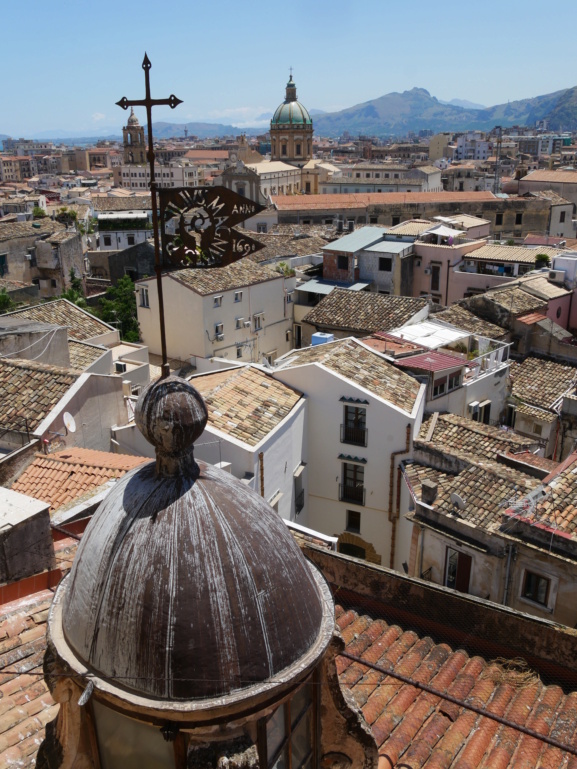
left=271, top=75, right=312, bottom=126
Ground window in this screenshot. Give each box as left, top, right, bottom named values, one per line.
left=392, top=216, right=400, bottom=226
left=257, top=224, right=268, bottom=233
left=346, top=510, right=361, bottom=534
left=448, top=371, right=461, bottom=391
left=103, top=235, right=111, bottom=246
left=215, top=323, right=223, bottom=335
left=379, top=256, right=392, bottom=272
left=0, top=253, right=7, bottom=277
left=356, top=172, right=361, bottom=178
left=515, top=212, right=523, bottom=225
left=286, top=329, right=291, bottom=342
left=522, top=571, right=550, bottom=606
left=533, top=422, right=543, bottom=436
left=431, top=264, right=441, bottom=293
left=340, top=462, right=365, bottom=506
left=337, top=254, right=348, bottom=271
left=236, top=317, right=244, bottom=329
left=236, top=345, right=243, bottom=359
left=560, top=211, right=566, bottom=223
left=432, top=377, right=446, bottom=398
left=234, top=290, right=243, bottom=302
left=254, top=313, right=263, bottom=331
left=281, top=144, right=287, bottom=156
left=139, top=287, right=149, bottom=308
left=444, top=548, right=472, bottom=593
left=127, top=235, right=135, bottom=246
left=370, top=216, right=378, bottom=224
left=341, top=406, right=367, bottom=447
left=264, top=681, right=315, bottom=768
left=213, top=295, right=222, bottom=307
left=286, top=291, right=293, bottom=303
left=296, top=143, right=301, bottom=155
left=495, top=213, right=503, bottom=226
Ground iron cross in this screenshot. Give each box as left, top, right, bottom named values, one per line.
left=116, top=53, right=182, bottom=378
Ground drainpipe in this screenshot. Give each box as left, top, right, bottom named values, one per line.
left=259, top=451, right=265, bottom=497
left=388, top=423, right=411, bottom=569
left=419, top=525, right=425, bottom=579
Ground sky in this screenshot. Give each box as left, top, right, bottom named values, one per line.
left=3, top=0, right=577, bottom=137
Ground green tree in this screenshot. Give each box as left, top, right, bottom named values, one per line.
left=0, top=288, right=15, bottom=314
left=55, top=207, right=78, bottom=227
left=32, top=206, right=46, bottom=219
left=68, top=268, right=83, bottom=294
left=60, top=269, right=87, bottom=308
left=535, top=253, right=551, bottom=268
left=97, top=275, right=140, bottom=342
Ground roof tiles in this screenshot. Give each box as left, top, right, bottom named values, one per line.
left=510, top=356, right=577, bottom=411
left=303, top=288, right=428, bottom=335
left=0, top=359, right=80, bottom=432
left=11, top=448, right=149, bottom=513
left=434, top=305, right=506, bottom=339
left=192, top=367, right=302, bottom=446
left=168, top=258, right=281, bottom=296
left=278, top=338, right=422, bottom=413
left=4, top=300, right=113, bottom=342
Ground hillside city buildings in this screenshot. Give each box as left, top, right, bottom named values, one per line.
left=6, top=73, right=577, bottom=768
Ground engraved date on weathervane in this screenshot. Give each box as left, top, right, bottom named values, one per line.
left=159, top=186, right=265, bottom=268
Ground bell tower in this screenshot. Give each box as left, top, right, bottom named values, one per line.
left=122, top=107, right=146, bottom=164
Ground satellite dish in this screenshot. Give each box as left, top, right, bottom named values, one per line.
left=63, top=412, right=76, bottom=434
left=450, top=492, right=466, bottom=510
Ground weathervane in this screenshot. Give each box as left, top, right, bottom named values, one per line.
left=117, top=55, right=265, bottom=379
left=116, top=53, right=182, bottom=378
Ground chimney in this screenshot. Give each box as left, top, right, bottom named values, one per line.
left=421, top=479, right=438, bottom=506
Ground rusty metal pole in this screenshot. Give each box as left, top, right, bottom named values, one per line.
left=116, top=54, right=182, bottom=380
left=259, top=451, right=265, bottom=497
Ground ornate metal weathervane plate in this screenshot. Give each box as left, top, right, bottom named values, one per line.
left=159, top=186, right=266, bottom=268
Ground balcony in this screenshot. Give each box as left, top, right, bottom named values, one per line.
left=339, top=483, right=365, bottom=506
left=295, top=489, right=305, bottom=515
left=340, top=424, right=368, bottom=447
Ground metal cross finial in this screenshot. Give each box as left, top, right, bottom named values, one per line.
left=289, top=66, right=293, bottom=79
left=116, top=53, right=182, bottom=379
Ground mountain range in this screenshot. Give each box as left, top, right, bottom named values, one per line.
left=312, top=86, right=577, bottom=137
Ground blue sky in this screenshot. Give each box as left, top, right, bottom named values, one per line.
left=3, top=0, right=576, bottom=137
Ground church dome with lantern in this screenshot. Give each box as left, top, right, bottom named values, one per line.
left=270, top=73, right=314, bottom=167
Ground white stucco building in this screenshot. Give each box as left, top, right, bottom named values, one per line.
left=136, top=258, right=295, bottom=366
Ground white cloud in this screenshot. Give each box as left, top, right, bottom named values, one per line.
left=92, top=112, right=106, bottom=122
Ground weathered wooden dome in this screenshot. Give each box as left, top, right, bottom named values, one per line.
left=57, top=376, right=332, bottom=706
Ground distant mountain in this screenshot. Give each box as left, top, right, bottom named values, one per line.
left=150, top=121, right=262, bottom=139
left=309, top=108, right=327, bottom=116
left=312, top=86, right=577, bottom=137
left=439, top=98, right=486, bottom=110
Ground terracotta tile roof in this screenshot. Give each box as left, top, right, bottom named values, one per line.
left=272, top=191, right=496, bottom=211
left=517, top=275, right=570, bottom=300
left=303, top=288, right=428, bottom=335
left=503, top=450, right=560, bottom=473
left=92, top=195, right=151, bottom=212
left=418, top=413, right=537, bottom=460
left=67, top=340, right=106, bottom=370
left=434, top=305, right=506, bottom=339
left=336, top=602, right=577, bottom=766
left=238, top=226, right=334, bottom=264
left=363, top=332, right=426, bottom=358
left=3, top=299, right=114, bottom=342
left=516, top=311, right=548, bottom=325
left=525, top=189, right=572, bottom=205
left=191, top=367, right=302, bottom=447
left=0, top=591, right=59, bottom=768
left=11, top=448, right=148, bottom=513
left=406, top=455, right=539, bottom=531
left=167, top=258, right=280, bottom=296
left=467, top=244, right=559, bottom=265
left=521, top=169, right=577, bottom=184
left=510, top=356, right=577, bottom=411
left=277, top=338, right=422, bottom=413
left=395, top=350, right=465, bottom=373
left=487, top=287, right=547, bottom=316
left=0, top=278, right=35, bottom=292
left=530, top=456, right=577, bottom=535
left=0, top=220, right=64, bottom=243
left=514, top=401, right=558, bottom=423
left=386, top=219, right=434, bottom=236
left=0, top=359, right=80, bottom=432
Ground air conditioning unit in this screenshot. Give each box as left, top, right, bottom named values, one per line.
left=243, top=320, right=251, bottom=328
left=549, top=269, right=566, bottom=284
left=423, top=267, right=431, bottom=275
left=115, top=361, right=127, bottom=374
left=215, top=334, right=224, bottom=342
